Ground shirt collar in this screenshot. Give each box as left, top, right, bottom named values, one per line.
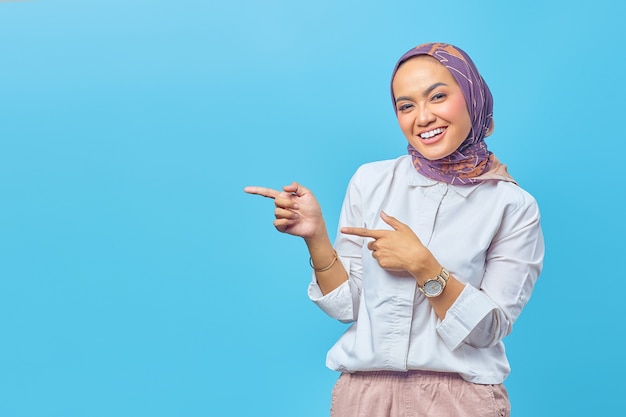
left=403, top=156, right=482, bottom=198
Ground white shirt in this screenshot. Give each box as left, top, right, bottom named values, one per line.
left=308, top=155, right=544, bottom=384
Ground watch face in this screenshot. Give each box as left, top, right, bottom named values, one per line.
left=423, top=279, right=443, bottom=297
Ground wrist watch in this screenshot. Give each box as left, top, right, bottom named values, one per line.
left=419, top=268, right=450, bottom=298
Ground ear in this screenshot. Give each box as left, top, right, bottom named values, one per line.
left=485, top=119, right=495, bottom=137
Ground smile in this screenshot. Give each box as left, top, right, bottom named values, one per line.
left=419, top=127, right=446, bottom=139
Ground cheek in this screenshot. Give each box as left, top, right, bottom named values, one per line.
left=396, top=114, right=413, bottom=134
left=446, top=95, right=471, bottom=123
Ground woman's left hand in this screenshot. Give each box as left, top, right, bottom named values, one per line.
left=341, top=211, right=441, bottom=283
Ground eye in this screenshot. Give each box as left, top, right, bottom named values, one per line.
left=397, top=102, right=414, bottom=112
left=431, top=92, right=446, bottom=101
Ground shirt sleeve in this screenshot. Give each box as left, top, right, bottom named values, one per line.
left=307, top=170, right=365, bottom=323
left=307, top=256, right=361, bottom=323
left=436, top=193, right=545, bottom=351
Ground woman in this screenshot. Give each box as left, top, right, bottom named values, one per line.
left=245, top=43, right=544, bottom=417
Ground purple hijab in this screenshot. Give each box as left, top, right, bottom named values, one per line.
left=391, top=43, right=497, bottom=185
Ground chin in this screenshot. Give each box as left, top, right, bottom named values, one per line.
left=411, top=146, right=454, bottom=161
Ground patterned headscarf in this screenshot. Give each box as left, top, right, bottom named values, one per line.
left=391, top=43, right=507, bottom=185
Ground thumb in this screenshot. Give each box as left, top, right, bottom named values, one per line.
left=283, top=181, right=309, bottom=197
left=380, top=211, right=405, bottom=231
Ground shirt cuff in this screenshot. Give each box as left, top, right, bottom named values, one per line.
left=308, top=274, right=355, bottom=322
left=436, top=284, right=497, bottom=351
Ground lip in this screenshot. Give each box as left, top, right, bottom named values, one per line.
left=417, top=127, right=447, bottom=145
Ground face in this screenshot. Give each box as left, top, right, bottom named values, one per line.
left=392, top=56, right=472, bottom=161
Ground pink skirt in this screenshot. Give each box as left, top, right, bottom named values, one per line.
left=330, top=370, right=510, bottom=417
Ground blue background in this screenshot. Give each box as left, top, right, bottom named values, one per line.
left=1, top=0, right=624, bottom=416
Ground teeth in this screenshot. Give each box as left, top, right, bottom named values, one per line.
left=420, top=127, right=445, bottom=139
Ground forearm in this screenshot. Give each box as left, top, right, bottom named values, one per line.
left=305, top=229, right=348, bottom=295
left=427, top=275, right=465, bottom=320
left=410, top=260, right=464, bottom=321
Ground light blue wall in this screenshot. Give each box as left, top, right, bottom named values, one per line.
left=1, top=1, right=623, bottom=416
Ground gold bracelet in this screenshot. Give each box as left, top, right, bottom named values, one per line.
left=309, top=250, right=338, bottom=272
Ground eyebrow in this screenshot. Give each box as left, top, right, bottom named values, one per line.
left=395, top=82, right=448, bottom=103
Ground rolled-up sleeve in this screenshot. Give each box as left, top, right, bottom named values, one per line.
left=308, top=256, right=361, bottom=323
left=436, top=284, right=499, bottom=350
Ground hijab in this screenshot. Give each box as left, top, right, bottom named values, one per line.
left=391, top=43, right=515, bottom=185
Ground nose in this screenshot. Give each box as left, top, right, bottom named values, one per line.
left=416, top=105, right=436, bottom=127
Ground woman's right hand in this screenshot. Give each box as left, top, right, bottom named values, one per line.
left=244, top=182, right=326, bottom=240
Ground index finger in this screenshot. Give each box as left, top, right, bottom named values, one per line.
left=244, top=186, right=281, bottom=199
left=341, top=227, right=387, bottom=239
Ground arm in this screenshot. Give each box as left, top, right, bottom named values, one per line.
left=341, top=211, right=464, bottom=320
left=340, top=198, right=544, bottom=350
left=437, top=199, right=544, bottom=350
left=244, top=182, right=348, bottom=295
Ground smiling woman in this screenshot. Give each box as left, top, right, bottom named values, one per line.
left=393, top=56, right=473, bottom=161
left=245, top=42, right=544, bottom=417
